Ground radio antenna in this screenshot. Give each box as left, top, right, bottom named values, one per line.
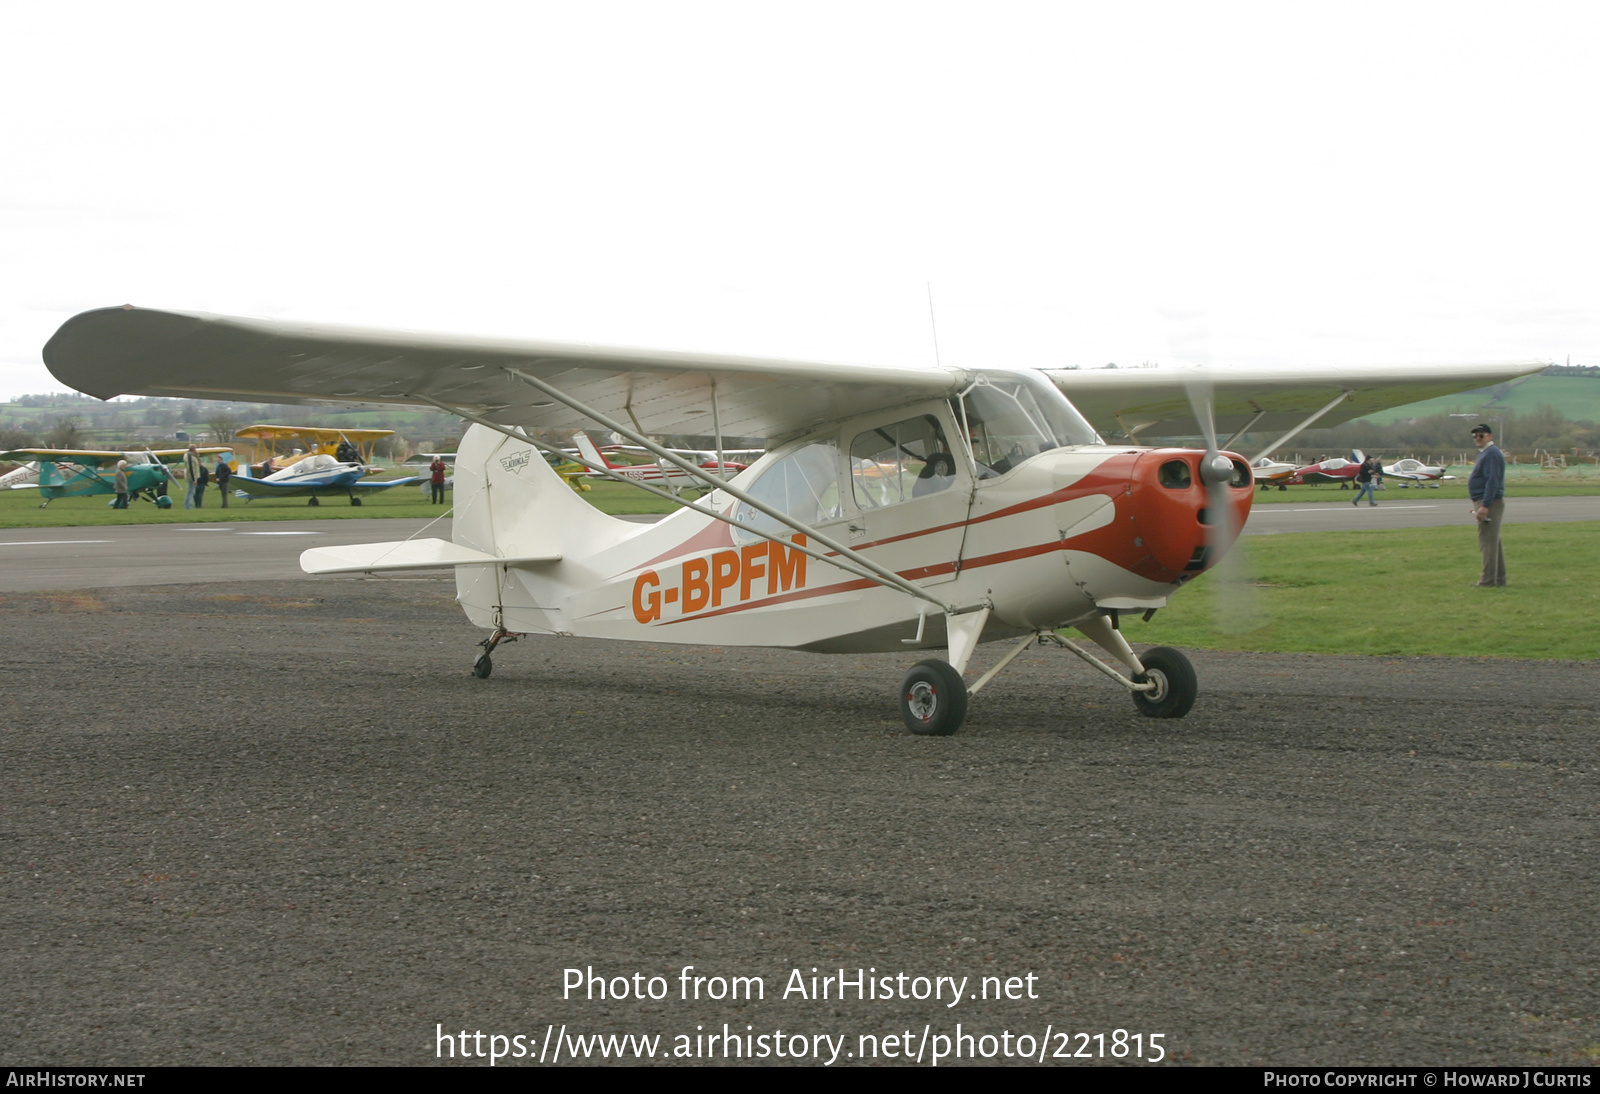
left=925, top=281, right=943, bottom=368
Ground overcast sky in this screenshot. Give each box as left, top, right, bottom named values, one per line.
left=3, top=1, right=1596, bottom=400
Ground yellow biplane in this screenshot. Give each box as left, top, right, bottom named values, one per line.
left=232, top=424, right=394, bottom=475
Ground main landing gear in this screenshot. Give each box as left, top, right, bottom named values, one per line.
left=895, top=623, right=1200, bottom=736
left=899, top=660, right=968, bottom=736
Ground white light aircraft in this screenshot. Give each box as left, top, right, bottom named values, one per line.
left=1383, top=458, right=1456, bottom=486
left=42, top=307, right=1542, bottom=735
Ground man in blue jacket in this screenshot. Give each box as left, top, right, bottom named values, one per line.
left=1467, top=423, right=1506, bottom=587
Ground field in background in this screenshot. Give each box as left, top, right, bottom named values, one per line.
left=0, top=477, right=687, bottom=528
left=1131, top=522, right=1599, bottom=661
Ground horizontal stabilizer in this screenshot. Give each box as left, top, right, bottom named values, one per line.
left=300, top=538, right=560, bottom=575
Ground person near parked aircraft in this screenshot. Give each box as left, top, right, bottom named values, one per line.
left=112, top=460, right=129, bottom=509
left=1352, top=455, right=1382, bottom=506
left=215, top=456, right=232, bottom=508
left=430, top=456, right=447, bottom=504
left=182, top=444, right=203, bottom=509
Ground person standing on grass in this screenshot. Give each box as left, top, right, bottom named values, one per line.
left=112, top=460, right=129, bottom=509
left=1467, top=423, right=1506, bottom=587
left=215, top=456, right=232, bottom=508
left=430, top=455, right=447, bottom=504
left=182, top=444, right=202, bottom=509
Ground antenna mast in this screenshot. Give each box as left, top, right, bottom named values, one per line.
left=925, top=282, right=943, bottom=368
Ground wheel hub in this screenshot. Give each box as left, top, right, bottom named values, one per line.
left=906, top=681, right=938, bottom=722
left=1142, top=667, right=1169, bottom=703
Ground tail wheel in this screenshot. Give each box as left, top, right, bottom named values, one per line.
left=472, top=654, right=493, bottom=679
left=1132, top=646, right=1198, bottom=718
left=899, top=659, right=968, bottom=736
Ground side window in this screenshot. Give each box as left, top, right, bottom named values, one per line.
left=849, top=414, right=956, bottom=509
left=732, top=439, right=841, bottom=543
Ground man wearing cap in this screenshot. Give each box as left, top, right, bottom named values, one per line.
left=1467, top=423, right=1506, bottom=587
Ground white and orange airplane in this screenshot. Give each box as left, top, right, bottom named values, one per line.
left=42, top=306, right=1541, bottom=735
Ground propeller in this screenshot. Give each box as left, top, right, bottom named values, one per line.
left=1183, top=370, right=1264, bottom=634
left=1161, top=308, right=1265, bottom=635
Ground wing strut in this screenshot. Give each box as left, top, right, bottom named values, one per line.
left=411, top=392, right=977, bottom=616
left=1249, top=391, right=1352, bottom=463
left=1221, top=408, right=1266, bottom=451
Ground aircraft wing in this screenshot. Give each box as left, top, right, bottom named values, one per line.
left=350, top=475, right=421, bottom=491
left=1, top=448, right=125, bottom=466
left=231, top=473, right=417, bottom=497
left=1045, top=362, right=1547, bottom=441
left=139, top=447, right=232, bottom=464
left=45, top=307, right=958, bottom=443
left=236, top=424, right=394, bottom=442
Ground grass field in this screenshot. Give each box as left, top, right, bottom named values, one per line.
left=1131, top=522, right=1600, bottom=661
left=0, top=477, right=690, bottom=528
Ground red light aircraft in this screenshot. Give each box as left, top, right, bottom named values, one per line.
left=42, top=307, right=1541, bottom=735
left=1287, top=451, right=1367, bottom=486
left=570, top=433, right=747, bottom=491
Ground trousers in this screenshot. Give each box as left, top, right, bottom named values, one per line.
left=1476, top=498, right=1506, bottom=586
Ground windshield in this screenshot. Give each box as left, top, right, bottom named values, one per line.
left=959, top=370, right=1101, bottom=476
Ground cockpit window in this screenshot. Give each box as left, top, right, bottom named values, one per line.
left=732, top=439, right=840, bottom=544
left=959, top=370, right=1101, bottom=478
left=849, top=414, right=957, bottom=509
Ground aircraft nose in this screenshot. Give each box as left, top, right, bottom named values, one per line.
left=1126, top=448, right=1254, bottom=580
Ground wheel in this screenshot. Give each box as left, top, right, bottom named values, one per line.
left=307, top=496, right=320, bottom=507
left=898, top=659, right=968, bottom=735
left=350, top=496, right=362, bottom=506
left=1131, top=646, right=1198, bottom=718
left=472, top=654, right=492, bottom=679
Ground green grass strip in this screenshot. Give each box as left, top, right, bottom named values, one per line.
left=1131, top=522, right=1600, bottom=661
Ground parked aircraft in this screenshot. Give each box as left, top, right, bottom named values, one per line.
left=571, top=433, right=746, bottom=491
left=230, top=452, right=418, bottom=505
left=42, top=306, right=1542, bottom=734
left=1250, top=456, right=1297, bottom=489
left=234, top=424, right=394, bottom=474
left=0, top=446, right=231, bottom=507
left=1383, top=458, right=1455, bottom=486
left=1287, top=451, right=1367, bottom=486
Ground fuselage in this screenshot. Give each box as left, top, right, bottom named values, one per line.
left=451, top=374, right=1253, bottom=654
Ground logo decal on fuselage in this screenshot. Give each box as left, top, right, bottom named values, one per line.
left=632, top=536, right=808, bottom=624
left=499, top=449, right=533, bottom=474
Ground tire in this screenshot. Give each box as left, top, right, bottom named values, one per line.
left=472, top=654, right=493, bottom=679
left=1132, top=646, right=1197, bottom=718
left=307, top=496, right=320, bottom=507
left=899, top=659, right=968, bottom=735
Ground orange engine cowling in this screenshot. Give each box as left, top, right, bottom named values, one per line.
left=1125, top=448, right=1255, bottom=583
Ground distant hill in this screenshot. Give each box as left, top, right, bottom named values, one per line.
left=1357, top=373, right=1600, bottom=426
